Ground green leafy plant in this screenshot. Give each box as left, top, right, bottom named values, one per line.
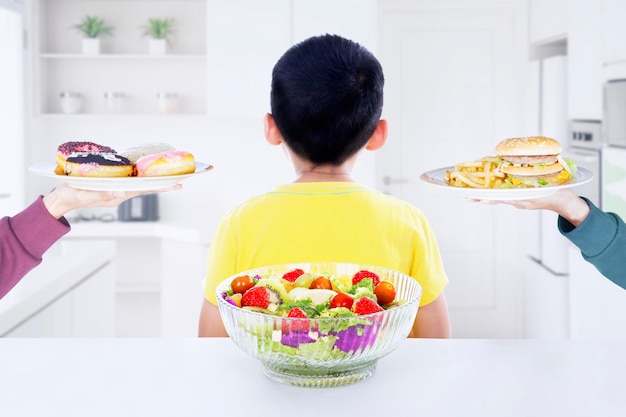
left=72, top=15, right=114, bottom=39
left=141, top=18, right=175, bottom=43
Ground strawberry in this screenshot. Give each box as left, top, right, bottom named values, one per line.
left=352, top=270, right=381, bottom=287
left=352, top=297, right=384, bottom=315
left=282, top=268, right=305, bottom=282
left=288, top=308, right=308, bottom=318
left=241, top=286, right=271, bottom=309
left=286, top=308, right=310, bottom=332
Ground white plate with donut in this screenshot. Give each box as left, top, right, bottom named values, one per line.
left=29, top=161, right=214, bottom=191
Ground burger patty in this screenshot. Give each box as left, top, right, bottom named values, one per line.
left=500, top=154, right=558, bottom=165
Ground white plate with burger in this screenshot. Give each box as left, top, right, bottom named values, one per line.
left=420, top=165, right=593, bottom=200
left=29, top=161, right=214, bottom=191
left=419, top=136, right=593, bottom=201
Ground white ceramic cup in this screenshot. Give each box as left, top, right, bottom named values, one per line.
left=104, top=92, right=125, bottom=113
left=157, top=92, right=178, bottom=114
left=59, top=92, right=82, bottom=114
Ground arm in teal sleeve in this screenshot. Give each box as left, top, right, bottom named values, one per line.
left=558, top=198, right=626, bottom=289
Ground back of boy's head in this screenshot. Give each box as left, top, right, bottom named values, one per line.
left=270, top=34, right=384, bottom=166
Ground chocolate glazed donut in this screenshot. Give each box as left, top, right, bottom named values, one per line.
left=64, top=153, right=134, bottom=177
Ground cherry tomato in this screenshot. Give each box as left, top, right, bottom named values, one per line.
left=309, top=276, right=332, bottom=290
left=374, top=281, right=396, bottom=305
left=330, top=292, right=354, bottom=309
left=231, top=275, right=255, bottom=294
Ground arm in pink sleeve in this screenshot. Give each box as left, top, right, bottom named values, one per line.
left=0, top=196, right=70, bottom=299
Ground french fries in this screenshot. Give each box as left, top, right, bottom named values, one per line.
left=445, top=156, right=507, bottom=189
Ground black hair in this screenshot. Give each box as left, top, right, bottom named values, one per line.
left=270, top=34, right=384, bottom=165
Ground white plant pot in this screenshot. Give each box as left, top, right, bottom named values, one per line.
left=148, top=39, right=167, bottom=55
left=81, top=38, right=101, bottom=55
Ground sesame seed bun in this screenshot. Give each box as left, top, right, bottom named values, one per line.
left=495, top=136, right=561, bottom=157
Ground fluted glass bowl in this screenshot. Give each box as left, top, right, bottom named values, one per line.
left=216, top=262, right=422, bottom=388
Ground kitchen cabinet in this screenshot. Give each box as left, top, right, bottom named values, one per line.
left=5, top=290, right=74, bottom=337
left=529, top=0, right=570, bottom=44
left=526, top=0, right=619, bottom=120
left=523, top=257, right=569, bottom=338
left=5, top=263, right=116, bottom=337
left=0, top=240, right=116, bottom=338
left=66, top=222, right=211, bottom=337
left=599, top=0, right=626, bottom=65
left=568, top=246, right=626, bottom=339
left=161, top=239, right=209, bottom=337
left=565, top=0, right=626, bottom=120
left=567, top=0, right=602, bottom=120
left=31, top=0, right=207, bottom=116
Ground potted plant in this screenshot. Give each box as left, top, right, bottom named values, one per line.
left=141, top=17, right=175, bottom=55
left=72, top=15, right=114, bottom=55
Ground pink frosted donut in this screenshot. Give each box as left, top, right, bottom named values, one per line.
left=134, top=150, right=196, bottom=177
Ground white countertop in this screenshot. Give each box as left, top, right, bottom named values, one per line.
left=67, top=221, right=212, bottom=245
left=0, top=239, right=116, bottom=335
left=0, top=338, right=623, bottom=416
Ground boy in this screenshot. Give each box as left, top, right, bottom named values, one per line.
left=199, top=34, right=450, bottom=338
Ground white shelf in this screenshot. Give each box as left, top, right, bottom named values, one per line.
left=40, top=53, right=206, bottom=60
left=35, top=0, right=208, bottom=115
left=38, top=112, right=209, bottom=118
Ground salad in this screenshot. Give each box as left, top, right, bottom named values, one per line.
left=220, top=268, right=404, bottom=357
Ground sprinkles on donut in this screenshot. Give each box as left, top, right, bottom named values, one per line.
left=55, top=141, right=196, bottom=178
left=56, top=141, right=117, bottom=175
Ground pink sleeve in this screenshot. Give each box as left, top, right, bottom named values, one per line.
left=0, top=196, right=70, bottom=299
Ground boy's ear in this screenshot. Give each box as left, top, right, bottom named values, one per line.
left=365, top=119, right=388, bottom=151
left=264, top=113, right=283, bottom=146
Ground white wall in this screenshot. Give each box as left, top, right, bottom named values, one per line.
left=0, top=2, right=24, bottom=216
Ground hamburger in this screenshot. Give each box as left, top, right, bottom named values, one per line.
left=495, top=136, right=575, bottom=187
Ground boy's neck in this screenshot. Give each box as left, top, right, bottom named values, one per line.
left=294, top=168, right=353, bottom=183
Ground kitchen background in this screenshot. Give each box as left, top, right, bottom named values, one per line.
left=1, top=0, right=626, bottom=339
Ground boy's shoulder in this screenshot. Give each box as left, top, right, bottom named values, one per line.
left=231, top=182, right=425, bottom=215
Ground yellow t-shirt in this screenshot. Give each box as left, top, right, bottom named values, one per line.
left=203, top=182, right=448, bottom=306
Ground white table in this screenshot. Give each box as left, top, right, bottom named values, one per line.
left=0, top=338, right=623, bottom=416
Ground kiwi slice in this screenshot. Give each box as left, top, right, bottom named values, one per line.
left=255, top=278, right=292, bottom=304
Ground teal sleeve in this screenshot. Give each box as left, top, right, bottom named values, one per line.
left=558, top=198, right=626, bottom=289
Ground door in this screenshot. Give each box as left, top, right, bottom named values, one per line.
left=0, top=0, right=24, bottom=216
left=377, top=1, right=527, bottom=337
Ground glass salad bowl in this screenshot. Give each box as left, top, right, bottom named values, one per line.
left=216, top=262, right=422, bottom=388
